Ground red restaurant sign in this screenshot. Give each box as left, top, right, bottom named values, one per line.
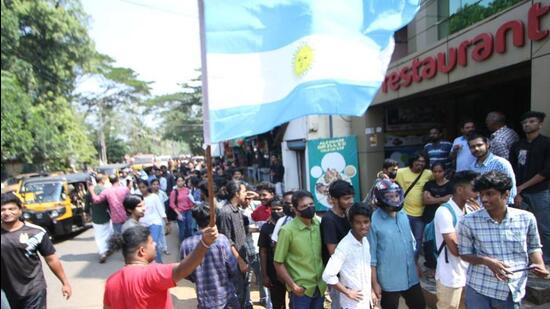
left=382, top=2, right=549, bottom=93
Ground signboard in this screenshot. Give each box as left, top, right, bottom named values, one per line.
left=307, top=136, right=360, bottom=211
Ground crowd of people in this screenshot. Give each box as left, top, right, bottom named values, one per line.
left=1, top=110, right=549, bottom=309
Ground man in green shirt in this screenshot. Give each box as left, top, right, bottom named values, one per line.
left=274, top=190, right=326, bottom=309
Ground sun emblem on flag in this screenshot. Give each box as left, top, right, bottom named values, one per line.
left=293, top=43, right=314, bottom=78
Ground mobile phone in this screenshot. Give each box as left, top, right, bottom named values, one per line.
left=510, top=266, right=536, bottom=273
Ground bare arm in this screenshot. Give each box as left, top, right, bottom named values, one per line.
left=442, top=232, right=459, bottom=257
left=325, top=243, right=337, bottom=256
left=274, top=262, right=304, bottom=296
left=423, top=191, right=451, bottom=205
left=259, top=247, right=273, bottom=287
left=529, top=250, right=550, bottom=278
left=44, top=254, right=72, bottom=299
left=172, top=226, right=217, bottom=282
left=518, top=174, right=546, bottom=194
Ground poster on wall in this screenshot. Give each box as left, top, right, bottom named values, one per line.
left=307, top=136, right=360, bottom=211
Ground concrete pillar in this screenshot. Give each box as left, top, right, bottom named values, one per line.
left=531, top=55, right=550, bottom=136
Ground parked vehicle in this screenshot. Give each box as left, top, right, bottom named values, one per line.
left=96, top=163, right=129, bottom=177
left=19, top=173, right=93, bottom=236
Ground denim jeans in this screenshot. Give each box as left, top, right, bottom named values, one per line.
left=148, top=224, right=163, bottom=263
left=176, top=210, right=194, bottom=245
left=233, top=269, right=252, bottom=309
left=250, top=253, right=270, bottom=307
left=290, top=289, right=324, bottom=309
left=407, top=215, right=425, bottom=259
left=112, top=222, right=123, bottom=235
left=522, top=190, right=550, bottom=264
left=465, top=285, right=520, bottom=309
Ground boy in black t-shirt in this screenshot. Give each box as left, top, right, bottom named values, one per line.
left=320, top=180, right=355, bottom=309
left=1, top=192, right=72, bottom=308
left=258, top=199, right=287, bottom=309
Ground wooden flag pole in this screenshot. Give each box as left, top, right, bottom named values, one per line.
left=205, top=145, right=216, bottom=227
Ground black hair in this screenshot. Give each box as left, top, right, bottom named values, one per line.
left=430, top=162, right=446, bottom=171
left=450, top=171, right=479, bottom=193
left=191, top=206, right=211, bottom=229
left=270, top=197, right=283, bottom=208
left=347, top=202, right=372, bottom=223
left=223, top=180, right=244, bottom=200
left=408, top=152, right=429, bottom=168
left=520, top=111, right=546, bottom=122
left=123, top=194, right=143, bottom=215
left=230, top=168, right=243, bottom=176
left=150, top=178, right=160, bottom=185
left=460, top=118, right=475, bottom=128
left=109, top=174, right=119, bottom=185
left=136, top=179, right=151, bottom=192
left=382, top=159, right=399, bottom=169
left=429, top=127, right=442, bottom=133
left=467, top=132, right=489, bottom=144
left=328, top=180, right=355, bottom=199
left=190, top=176, right=201, bottom=187
left=291, top=190, right=313, bottom=209
left=175, top=175, right=185, bottom=182
left=256, top=181, right=276, bottom=194
left=1, top=191, right=22, bottom=208
left=473, top=171, right=512, bottom=194
left=109, top=225, right=151, bottom=262
left=282, top=191, right=294, bottom=199
left=198, top=180, right=213, bottom=199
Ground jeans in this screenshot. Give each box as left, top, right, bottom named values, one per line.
left=408, top=215, right=425, bottom=259
left=112, top=222, right=123, bottom=235
left=148, top=224, right=163, bottom=263
left=176, top=210, right=194, bottom=245
left=522, top=190, right=550, bottom=264
left=250, top=254, right=270, bottom=307
left=328, top=286, right=340, bottom=309
left=465, top=285, right=520, bottom=309
left=233, top=268, right=252, bottom=309
left=381, top=283, right=425, bottom=309
left=290, top=289, right=324, bottom=309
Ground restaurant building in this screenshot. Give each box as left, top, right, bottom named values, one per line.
left=351, top=0, right=550, bottom=196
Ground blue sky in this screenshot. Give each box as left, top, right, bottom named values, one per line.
left=81, top=0, right=202, bottom=95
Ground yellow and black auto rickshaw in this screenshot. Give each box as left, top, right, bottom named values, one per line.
left=18, top=173, right=93, bottom=236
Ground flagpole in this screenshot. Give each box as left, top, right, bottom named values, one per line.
left=198, top=0, right=216, bottom=226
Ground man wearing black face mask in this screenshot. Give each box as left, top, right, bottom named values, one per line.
left=258, top=199, right=287, bottom=309
left=424, top=127, right=453, bottom=170
left=274, top=191, right=326, bottom=308
left=271, top=191, right=294, bottom=244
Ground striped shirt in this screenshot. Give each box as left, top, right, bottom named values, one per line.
left=470, top=153, right=517, bottom=205
left=490, top=126, right=519, bottom=160
left=458, top=207, right=542, bottom=302
left=180, top=233, right=239, bottom=309
left=424, top=141, right=453, bottom=169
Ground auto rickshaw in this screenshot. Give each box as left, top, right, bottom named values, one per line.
left=96, top=163, right=128, bottom=177
left=19, top=173, right=93, bottom=236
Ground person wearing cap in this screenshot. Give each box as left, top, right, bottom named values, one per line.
left=510, top=111, right=550, bottom=268
left=368, top=180, right=425, bottom=309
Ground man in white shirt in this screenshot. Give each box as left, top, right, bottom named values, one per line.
left=434, top=171, right=479, bottom=309
left=322, top=203, right=376, bottom=309
left=450, top=119, right=476, bottom=172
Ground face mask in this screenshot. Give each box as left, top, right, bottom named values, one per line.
left=388, top=172, right=397, bottom=179
left=298, top=206, right=315, bottom=219
left=271, top=211, right=284, bottom=222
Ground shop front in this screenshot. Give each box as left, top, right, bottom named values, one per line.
left=352, top=0, right=550, bottom=197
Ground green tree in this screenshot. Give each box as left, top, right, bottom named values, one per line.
left=78, top=55, right=151, bottom=163
left=148, top=79, right=204, bottom=155
left=1, top=0, right=97, bottom=170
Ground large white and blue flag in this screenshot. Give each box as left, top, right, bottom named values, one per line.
left=200, top=0, right=419, bottom=144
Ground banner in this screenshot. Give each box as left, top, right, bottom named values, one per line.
left=307, top=136, right=360, bottom=211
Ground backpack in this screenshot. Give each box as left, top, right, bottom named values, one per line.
left=423, top=203, right=458, bottom=265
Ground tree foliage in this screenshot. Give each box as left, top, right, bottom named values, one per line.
left=148, top=79, right=204, bottom=155
left=1, top=0, right=97, bottom=169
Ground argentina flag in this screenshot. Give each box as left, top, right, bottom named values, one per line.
left=200, top=0, right=419, bottom=144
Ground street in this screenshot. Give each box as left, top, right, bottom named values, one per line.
left=42, top=226, right=262, bottom=308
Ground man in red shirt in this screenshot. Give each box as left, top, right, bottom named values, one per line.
left=103, top=224, right=218, bottom=309
left=251, top=182, right=276, bottom=225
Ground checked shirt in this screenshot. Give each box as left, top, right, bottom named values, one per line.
left=458, top=207, right=542, bottom=302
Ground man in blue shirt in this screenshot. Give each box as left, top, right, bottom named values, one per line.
left=181, top=206, right=240, bottom=309
left=368, top=180, right=425, bottom=309
left=468, top=133, right=517, bottom=205
left=458, top=171, right=548, bottom=308
left=450, top=119, right=476, bottom=172
left=424, top=127, right=453, bottom=169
